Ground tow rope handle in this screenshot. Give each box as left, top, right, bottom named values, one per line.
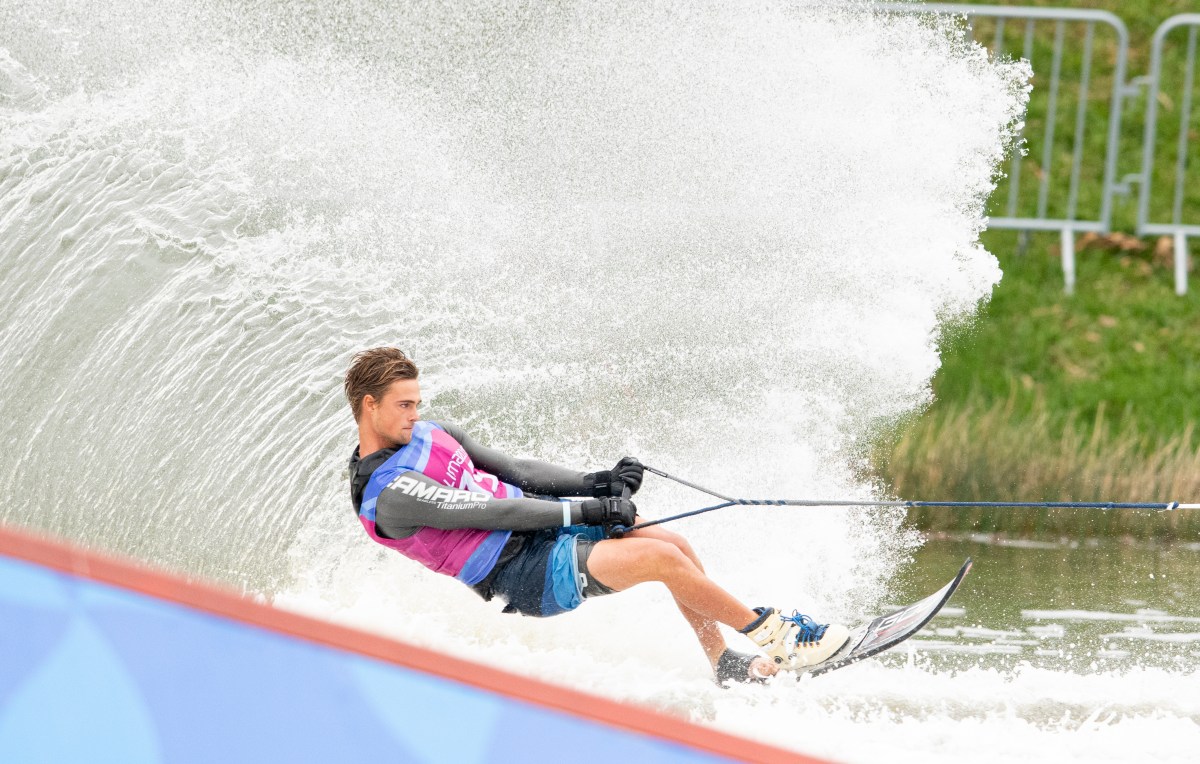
left=606, top=484, right=634, bottom=539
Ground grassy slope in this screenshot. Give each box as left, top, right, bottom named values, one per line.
left=938, top=230, right=1199, bottom=443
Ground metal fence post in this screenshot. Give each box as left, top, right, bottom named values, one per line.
left=1138, top=14, right=1200, bottom=296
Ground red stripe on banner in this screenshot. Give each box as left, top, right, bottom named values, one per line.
left=0, top=523, right=834, bottom=764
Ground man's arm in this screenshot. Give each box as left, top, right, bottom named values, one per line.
left=438, top=421, right=594, bottom=497
left=373, top=471, right=585, bottom=538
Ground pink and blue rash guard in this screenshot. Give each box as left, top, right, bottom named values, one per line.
left=351, top=421, right=593, bottom=586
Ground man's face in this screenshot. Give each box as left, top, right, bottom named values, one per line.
left=366, top=378, right=422, bottom=447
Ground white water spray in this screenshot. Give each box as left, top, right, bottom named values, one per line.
left=0, top=0, right=1023, bottom=591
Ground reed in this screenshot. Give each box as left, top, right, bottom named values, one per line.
left=873, top=392, right=1200, bottom=540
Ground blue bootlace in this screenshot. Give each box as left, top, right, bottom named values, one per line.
left=780, top=611, right=829, bottom=646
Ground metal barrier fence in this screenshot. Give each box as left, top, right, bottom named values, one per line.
left=1138, top=14, right=1200, bottom=295
left=877, top=4, right=1199, bottom=295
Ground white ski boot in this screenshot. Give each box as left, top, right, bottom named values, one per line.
left=740, top=608, right=850, bottom=670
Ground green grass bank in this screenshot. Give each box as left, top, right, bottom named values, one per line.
left=871, top=1, right=1200, bottom=540
left=872, top=233, right=1200, bottom=540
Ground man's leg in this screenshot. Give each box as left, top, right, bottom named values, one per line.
left=627, top=525, right=766, bottom=671
left=585, top=523, right=777, bottom=678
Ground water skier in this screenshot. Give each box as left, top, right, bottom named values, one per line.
left=344, top=347, right=850, bottom=683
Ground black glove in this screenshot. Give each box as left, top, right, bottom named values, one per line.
left=585, top=456, right=645, bottom=498
left=580, top=497, right=637, bottom=528
left=613, top=456, right=644, bottom=495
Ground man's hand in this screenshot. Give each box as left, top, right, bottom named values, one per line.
left=613, top=456, right=644, bottom=494
left=586, top=456, right=645, bottom=497
left=580, top=497, right=637, bottom=528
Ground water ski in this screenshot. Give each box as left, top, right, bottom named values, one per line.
left=802, top=558, right=972, bottom=677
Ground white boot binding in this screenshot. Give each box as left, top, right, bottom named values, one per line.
left=740, top=607, right=850, bottom=670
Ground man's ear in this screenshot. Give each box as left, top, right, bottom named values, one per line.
left=362, top=394, right=377, bottom=413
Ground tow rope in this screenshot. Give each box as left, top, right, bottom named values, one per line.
left=608, top=464, right=1200, bottom=537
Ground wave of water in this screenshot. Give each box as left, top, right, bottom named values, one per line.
left=9, top=2, right=1190, bottom=762
left=1, top=0, right=1020, bottom=594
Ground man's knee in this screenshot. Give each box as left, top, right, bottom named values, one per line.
left=640, top=539, right=694, bottom=580
left=663, top=530, right=696, bottom=558
left=634, top=523, right=698, bottom=562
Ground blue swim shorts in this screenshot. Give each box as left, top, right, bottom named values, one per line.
left=488, top=525, right=614, bottom=617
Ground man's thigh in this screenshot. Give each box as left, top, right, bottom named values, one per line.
left=585, top=534, right=687, bottom=591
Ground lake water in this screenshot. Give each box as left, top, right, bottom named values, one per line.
left=783, top=534, right=1200, bottom=763
left=902, top=535, right=1200, bottom=677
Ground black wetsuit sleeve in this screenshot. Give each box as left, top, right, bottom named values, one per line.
left=437, top=421, right=594, bottom=497
left=373, top=471, right=585, bottom=538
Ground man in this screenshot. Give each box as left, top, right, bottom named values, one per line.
left=344, top=347, right=849, bottom=683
